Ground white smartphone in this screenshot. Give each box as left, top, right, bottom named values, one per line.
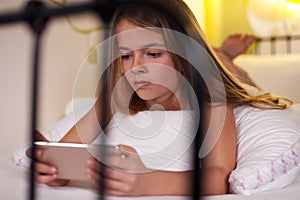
left=34, top=141, right=121, bottom=181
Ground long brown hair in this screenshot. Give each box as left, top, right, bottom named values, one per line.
left=101, top=0, right=291, bottom=118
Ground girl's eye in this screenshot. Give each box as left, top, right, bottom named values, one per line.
left=121, top=54, right=131, bottom=60
left=148, top=52, right=161, bottom=58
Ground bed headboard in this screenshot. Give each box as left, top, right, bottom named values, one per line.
left=234, top=35, right=300, bottom=103
left=254, top=35, right=300, bottom=55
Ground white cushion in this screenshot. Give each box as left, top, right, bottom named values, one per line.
left=233, top=54, right=300, bottom=103
left=229, top=104, right=300, bottom=195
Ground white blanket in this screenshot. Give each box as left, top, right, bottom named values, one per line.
left=2, top=150, right=300, bottom=200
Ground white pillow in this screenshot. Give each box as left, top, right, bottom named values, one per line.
left=233, top=54, right=300, bottom=103
left=229, top=104, right=300, bottom=195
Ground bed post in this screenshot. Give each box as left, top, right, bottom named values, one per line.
left=23, top=2, right=48, bottom=200
left=0, top=1, right=204, bottom=199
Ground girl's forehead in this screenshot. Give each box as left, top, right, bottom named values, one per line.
left=116, top=20, right=167, bottom=51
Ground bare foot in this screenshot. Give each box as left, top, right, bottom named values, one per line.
left=218, top=34, right=255, bottom=59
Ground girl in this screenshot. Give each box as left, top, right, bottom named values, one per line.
left=32, top=0, right=290, bottom=196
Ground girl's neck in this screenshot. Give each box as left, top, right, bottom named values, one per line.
left=145, top=93, right=189, bottom=111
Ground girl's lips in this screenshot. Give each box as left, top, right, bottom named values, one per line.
left=134, top=81, right=150, bottom=88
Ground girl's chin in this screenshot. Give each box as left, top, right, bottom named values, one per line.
left=135, top=92, right=155, bottom=101
left=135, top=95, right=152, bottom=101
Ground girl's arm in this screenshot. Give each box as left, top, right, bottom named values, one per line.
left=60, top=99, right=103, bottom=143
left=199, top=104, right=237, bottom=195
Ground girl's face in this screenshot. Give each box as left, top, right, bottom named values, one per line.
left=116, top=19, right=180, bottom=109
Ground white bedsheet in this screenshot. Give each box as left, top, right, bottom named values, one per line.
left=1, top=151, right=300, bottom=200
left=0, top=152, right=182, bottom=200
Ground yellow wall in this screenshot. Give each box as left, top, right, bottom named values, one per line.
left=183, top=0, right=205, bottom=28
left=204, top=0, right=253, bottom=46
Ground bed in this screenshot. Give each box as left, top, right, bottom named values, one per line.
left=1, top=33, right=300, bottom=200
left=1, top=155, right=300, bottom=200
left=1, top=156, right=300, bottom=200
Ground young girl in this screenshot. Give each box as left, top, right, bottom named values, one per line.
left=32, top=0, right=290, bottom=196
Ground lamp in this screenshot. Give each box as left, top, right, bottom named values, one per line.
left=246, top=0, right=287, bottom=37
left=247, top=0, right=300, bottom=37
left=284, top=0, right=300, bottom=35
left=286, top=0, right=300, bottom=3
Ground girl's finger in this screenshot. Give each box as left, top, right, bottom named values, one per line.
left=35, top=162, right=57, bottom=175
left=88, top=176, right=126, bottom=197
left=26, top=148, right=44, bottom=159
left=86, top=168, right=100, bottom=187
left=25, top=148, right=32, bottom=158
left=86, top=158, right=100, bottom=171
left=86, top=158, right=120, bottom=179
left=35, top=148, right=44, bottom=159
left=87, top=158, right=128, bottom=175
left=87, top=167, right=127, bottom=191
left=36, top=173, right=57, bottom=184
left=47, top=179, right=69, bottom=187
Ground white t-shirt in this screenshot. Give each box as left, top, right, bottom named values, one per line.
left=92, top=110, right=198, bottom=171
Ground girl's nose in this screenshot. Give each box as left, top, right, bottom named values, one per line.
left=131, top=55, right=146, bottom=74
left=131, top=65, right=146, bottom=74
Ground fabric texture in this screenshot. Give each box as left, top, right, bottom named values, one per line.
left=13, top=98, right=300, bottom=195
left=229, top=105, right=300, bottom=195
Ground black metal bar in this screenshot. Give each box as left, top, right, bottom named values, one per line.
left=254, top=38, right=261, bottom=54
left=97, top=21, right=111, bottom=200
left=0, top=0, right=185, bottom=29
left=255, top=35, right=300, bottom=54
left=193, top=106, right=203, bottom=200
left=29, top=31, right=41, bottom=200
left=287, top=36, right=292, bottom=53
left=270, top=37, right=276, bottom=55
left=25, top=1, right=48, bottom=200
left=0, top=1, right=95, bottom=25
left=0, top=1, right=204, bottom=199
left=256, top=35, right=300, bottom=41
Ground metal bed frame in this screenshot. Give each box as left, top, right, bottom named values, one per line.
left=0, top=1, right=204, bottom=200
left=255, top=35, right=300, bottom=54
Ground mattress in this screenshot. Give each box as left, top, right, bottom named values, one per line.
left=1, top=151, right=300, bottom=200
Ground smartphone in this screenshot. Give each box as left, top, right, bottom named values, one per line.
left=34, top=141, right=120, bottom=181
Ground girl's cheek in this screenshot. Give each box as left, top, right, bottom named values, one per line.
left=123, top=67, right=130, bottom=73
left=121, top=62, right=131, bottom=73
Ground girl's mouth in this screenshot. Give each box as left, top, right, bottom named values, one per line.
left=134, top=81, right=151, bottom=88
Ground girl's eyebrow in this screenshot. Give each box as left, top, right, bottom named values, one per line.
left=119, top=47, right=131, bottom=52
left=143, top=43, right=166, bottom=49
left=119, top=43, right=166, bottom=51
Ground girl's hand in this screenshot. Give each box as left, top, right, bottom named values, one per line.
left=34, top=148, right=69, bottom=186
left=86, top=145, right=152, bottom=196
left=25, top=130, right=48, bottom=158
left=34, top=148, right=57, bottom=184
left=26, top=131, right=69, bottom=186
